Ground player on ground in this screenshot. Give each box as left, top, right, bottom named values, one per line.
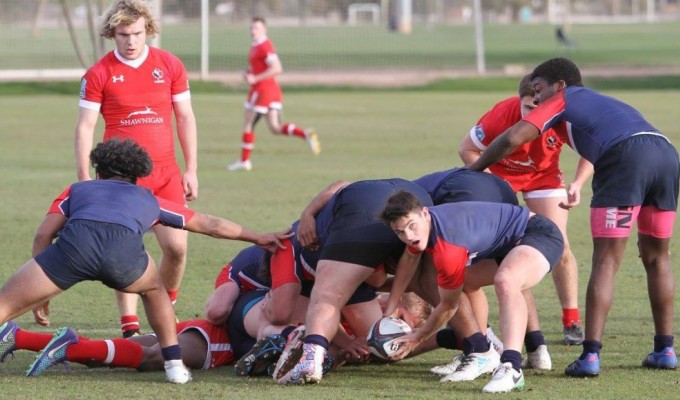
left=459, top=74, right=591, bottom=345
left=381, top=191, right=563, bottom=393
left=0, top=139, right=287, bottom=383
left=468, top=57, right=679, bottom=377
left=71, top=0, right=198, bottom=338
left=227, top=17, right=321, bottom=171
left=0, top=318, right=233, bottom=375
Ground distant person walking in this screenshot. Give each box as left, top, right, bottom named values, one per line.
left=228, top=17, right=321, bottom=172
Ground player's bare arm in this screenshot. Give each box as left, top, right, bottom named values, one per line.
left=383, top=250, right=421, bottom=317
left=183, top=213, right=291, bottom=251
left=297, top=180, right=351, bottom=248
left=74, top=107, right=99, bottom=181
left=469, top=121, right=539, bottom=172
left=458, top=132, right=484, bottom=167
left=30, top=213, right=67, bottom=326
left=173, top=100, right=199, bottom=201
left=390, top=286, right=461, bottom=360
left=561, top=157, right=594, bottom=210
left=247, top=56, right=283, bottom=85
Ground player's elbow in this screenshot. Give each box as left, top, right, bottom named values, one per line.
left=204, top=303, right=231, bottom=325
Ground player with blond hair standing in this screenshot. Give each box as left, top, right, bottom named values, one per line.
left=68, top=0, right=198, bottom=337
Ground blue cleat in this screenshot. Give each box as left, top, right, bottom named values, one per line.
left=0, top=320, right=19, bottom=363
left=235, top=333, right=287, bottom=376
left=642, top=347, right=678, bottom=369
left=565, top=352, right=600, bottom=377
left=26, top=327, right=78, bottom=377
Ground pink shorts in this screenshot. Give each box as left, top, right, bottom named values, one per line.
left=591, top=205, right=676, bottom=238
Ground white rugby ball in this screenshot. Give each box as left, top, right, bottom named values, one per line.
left=366, top=316, right=412, bottom=360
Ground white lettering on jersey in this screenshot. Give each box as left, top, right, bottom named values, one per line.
left=121, top=107, right=163, bottom=126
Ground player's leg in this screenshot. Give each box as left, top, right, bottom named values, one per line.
left=522, top=289, right=552, bottom=370
left=115, top=291, right=141, bottom=337
left=124, top=256, right=190, bottom=384
left=152, top=224, right=188, bottom=306
left=278, top=261, right=372, bottom=384
left=483, top=245, right=550, bottom=393
left=267, top=107, right=321, bottom=155
left=228, top=97, right=259, bottom=171
left=0, top=259, right=63, bottom=325
left=525, top=195, right=582, bottom=344
left=638, top=205, right=677, bottom=369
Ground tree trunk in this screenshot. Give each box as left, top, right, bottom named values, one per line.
left=59, top=0, right=89, bottom=68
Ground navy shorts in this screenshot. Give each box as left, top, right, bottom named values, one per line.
left=592, top=134, right=679, bottom=210
left=433, top=170, right=519, bottom=206
left=300, top=279, right=376, bottom=305
left=321, top=179, right=433, bottom=268
left=489, top=214, right=563, bottom=271
left=34, top=220, right=148, bottom=290
left=226, top=290, right=267, bottom=359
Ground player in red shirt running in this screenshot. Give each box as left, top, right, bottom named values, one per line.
left=69, top=0, right=198, bottom=338
left=459, top=74, right=592, bottom=345
left=228, top=17, right=321, bottom=172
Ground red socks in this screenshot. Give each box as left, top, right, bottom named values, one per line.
left=17, top=329, right=143, bottom=369
left=240, top=131, right=254, bottom=161
left=167, top=290, right=179, bottom=305
left=120, top=315, right=140, bottom=336
left=562, top=308, right=581, bottom=327
left=66, top=338, right=143, bottom=368
left=281, top=123, right=307, bottom=139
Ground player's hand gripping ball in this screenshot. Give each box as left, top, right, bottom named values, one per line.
left=366, top=316, right=412, bottom=360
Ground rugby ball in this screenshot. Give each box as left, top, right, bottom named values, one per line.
left=366, top=316, right=412, bottom=360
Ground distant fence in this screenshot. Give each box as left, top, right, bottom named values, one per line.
left=1, top=0, right=680, bottom=82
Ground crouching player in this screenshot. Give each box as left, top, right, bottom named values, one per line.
left=381, top=191, right=563, bottom=393
left=0, top=139, right=287, bottom=383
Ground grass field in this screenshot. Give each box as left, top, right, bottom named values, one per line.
left=4, top=21, right=680, bottom=73
left=1, top=85, right=680, bottom=399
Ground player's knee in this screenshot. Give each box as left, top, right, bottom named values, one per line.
left=161, top=245, right=187, bottom=265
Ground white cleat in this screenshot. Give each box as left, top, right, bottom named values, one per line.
left=482, top=362, right=524, bottom=393
left=164, top=359, right=192, bottom=384
left=522, top=344, right=552, bottom=370
left=430, top=352, right=464, bottom=376
left=305, top=130, right=321, bottom=156
left=439, top=348, right=500, bottom=382
left=227, top=160, right=253, bottom=171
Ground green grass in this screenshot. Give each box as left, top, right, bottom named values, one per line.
left=3, top=21, right=680, bottom=72
left=1, top=89, right=680, bottom=399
